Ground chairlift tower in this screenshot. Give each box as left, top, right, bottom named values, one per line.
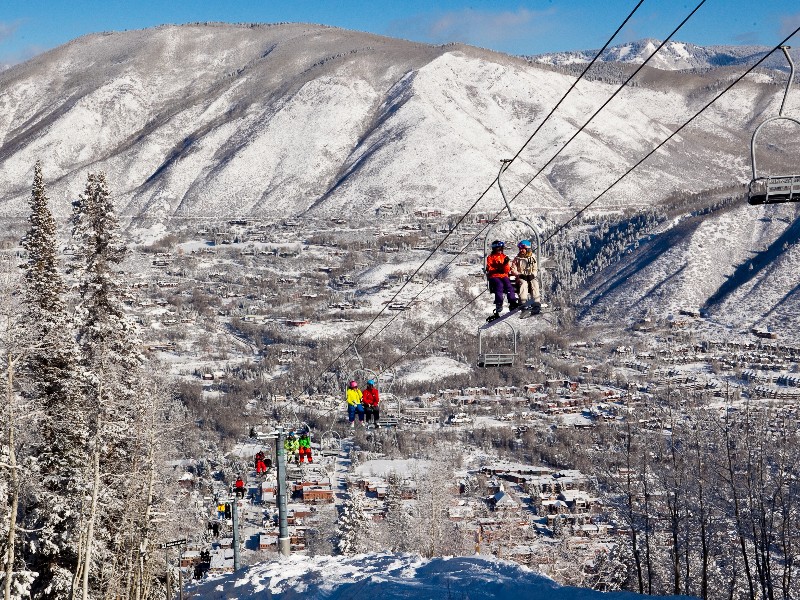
left=258, top=427, right=291, bottom=556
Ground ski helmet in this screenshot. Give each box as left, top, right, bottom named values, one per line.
left=367, top=379, right=375, bottom=386
left=349, top=380, right=358, bottom=388
left=491, top=240, right=505, bottom=250
left=518, top=240, right=531, bottom=249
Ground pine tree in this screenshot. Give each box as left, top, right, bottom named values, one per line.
left=335, top=492, right=371, bottom=555
left=20, top=161, right=87, bottom=600
left=383, top=472, right=413, bottom=553
left=69, top=172, right=148, bottom=598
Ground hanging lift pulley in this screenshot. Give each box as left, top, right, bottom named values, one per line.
left=748, top=46, right=800, bottom=205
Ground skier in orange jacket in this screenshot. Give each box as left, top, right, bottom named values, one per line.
left=486, top=240, right=519, bottom=321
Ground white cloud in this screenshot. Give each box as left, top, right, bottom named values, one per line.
left=387, top=7, right=556, bottom=51
left=780, top=13, right=800, bottom=39
left=0, top=20, right=20, bottom=44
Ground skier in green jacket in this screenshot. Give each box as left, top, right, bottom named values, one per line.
left=298, top=432, right=313, bottom=463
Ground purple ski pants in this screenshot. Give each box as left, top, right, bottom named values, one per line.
left=488, top=277, right=517, bottom=312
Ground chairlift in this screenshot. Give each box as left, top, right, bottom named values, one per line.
left=477, top=320, right=517, bottom=368
left=483, top=159, right=543, bottom=282
left=482, top=159, right=547, bottom=316
left=748, top=46, right=800, bottom=205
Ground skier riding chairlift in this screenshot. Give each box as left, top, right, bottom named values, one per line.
left=481, top=159, right=547, bottom=324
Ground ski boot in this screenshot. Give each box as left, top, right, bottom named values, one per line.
left=509, top=299, right=521, bottom=310
left=486, top=310, right=501, bottom=323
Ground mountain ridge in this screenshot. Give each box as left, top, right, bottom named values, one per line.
left=0, top=23, right=798, bottom=336
left=528, top=38, right=799, bottom=72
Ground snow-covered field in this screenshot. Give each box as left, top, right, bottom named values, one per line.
left=190, top=553, right=687, bottom=599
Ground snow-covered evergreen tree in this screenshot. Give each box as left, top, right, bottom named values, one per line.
left=383, top=472, right=414, bottom=553
left=20, top=162, right=87, bottom=600
left=336, top=492, right=372, bottom=555
left=69, top=172, right=148, bottom=598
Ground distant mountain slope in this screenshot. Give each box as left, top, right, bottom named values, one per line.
left=190, top=553, right=688, bottom=599
left=0, top=24, right=790, bottom=227
left=530, top=39, right=798, bottom=72
left=1, top=24, right=798, bottom=331
left=577, top=201, right=800, bottom=341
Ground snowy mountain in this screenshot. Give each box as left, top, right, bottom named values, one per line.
left=530, top=39, right=798, bottom=72
left=0, top=24, right=790, bottom=226
left=0, top=24, right=798, bottom=334
left=190, top=553, right=689, bottom=599
left=576, top=201, right=800, bottom=337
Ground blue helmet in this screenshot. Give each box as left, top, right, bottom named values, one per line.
left=367, top=379, right=375, bottom=386
left=518, top=240, right=532, bottom=249
left=491, top=240, right=505, bottom=250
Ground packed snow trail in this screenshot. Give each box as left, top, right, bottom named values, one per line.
left=333, top=439, right=352, bottom=506
left=190, top=553, right=691, bottom=599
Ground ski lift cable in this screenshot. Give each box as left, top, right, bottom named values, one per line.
left=295, top=25, right=800, bottom=422
left=293, top=0, right=692, bottom=403
left=485, top=0, right=714, bottom=245
left=381, top=291, right=486, bottom=374
left=349, top=0, right=654, bottom=355
left=320, top=0, right=646, bottom=371
left=540, top=26, right=800, bottom=245
left=357, top=0, right=708, bottom=354
left=377, top=28, right=800, bottom=375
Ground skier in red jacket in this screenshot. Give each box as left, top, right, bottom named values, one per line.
left=234, top=477, right=245, bottom=498
left=486, top=240, right=519, bottom=321
left=255, top=450, right=268, bottom=474
left=363, top=379, right=380, bottom=428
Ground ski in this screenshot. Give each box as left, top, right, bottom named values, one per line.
left=479, top=300, right=537, bottom=330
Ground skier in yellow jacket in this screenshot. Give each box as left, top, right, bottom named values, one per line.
left=283, top=432, right=300, bottom=463
left=346, top=380, right=365, bottom=428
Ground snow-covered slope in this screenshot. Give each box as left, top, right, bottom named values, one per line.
left=578, top=201, right=800, bottom=339
left=1, top=24, right=798, bottom=332
left=530, top=39, right=798, bottom=72
left=190, top=553, right=688, bottom=599
left=0, top=24, right=790, bottom=226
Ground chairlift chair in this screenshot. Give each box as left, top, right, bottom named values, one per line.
left=477, top=320, right=517, bottom=368
left=319, top=430, right=342, bottom=456
left=345, top=343, right=379, bottom=389
left=748, top=46, right=800, bottom=205
left=481, top=159, right=548, bottom=326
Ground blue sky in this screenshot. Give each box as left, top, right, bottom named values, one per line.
left=1, top=0, right=799, bottom=65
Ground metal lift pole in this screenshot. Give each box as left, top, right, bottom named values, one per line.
left=779, top=45, right=795, bottom=117
left=276, top=428, right=291, bottom=557
left=178, top=542, right=184, bottom=600
left=232, top=500, right=241, bottom=570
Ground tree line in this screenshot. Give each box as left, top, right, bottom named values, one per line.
left=1, top=163, right=175, bottom=600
